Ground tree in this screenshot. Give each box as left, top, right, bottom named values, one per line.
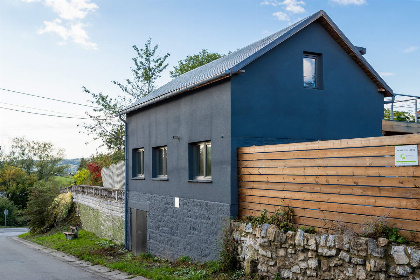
left=0, top=164, right=37, bottom=209
left=4, top=137, right=67, bottom=181
left=384, top=109, right=415, bottom=122
left=82, top=38, right=170, bottom=155
left=113, top=38, right=170, bottom=99
left=170, top=49, right=224, bottom=78
left=25, top=179, right=60, bottom=233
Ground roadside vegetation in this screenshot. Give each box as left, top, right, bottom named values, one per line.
left=20, top=227, right=261, bottom=280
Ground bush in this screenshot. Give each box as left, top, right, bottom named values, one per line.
left=48, top=192, right=73, bottom=227
left=25, top=179, right=60, bottom=233
left=0, top=197, right=18, bottom=226
left=74, top=168, right=90, bottom=185
left=219, top=222, right=239, bottom=272
left=243, top=207, right=295, bottom=233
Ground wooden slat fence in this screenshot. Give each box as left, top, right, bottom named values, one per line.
left=238, top=134, right=420, bottom=240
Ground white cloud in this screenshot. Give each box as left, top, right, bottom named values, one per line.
left=272, top=11, right=290, bottom=21
left=22, top=0, right=98, bottom=49
left=331, top=0, right=366, bottom=5
left=282, top=0, right=305, bottom=13
left=404, top=46, right=419, bottom=53
left=261, top=0, right=305, bottom=13
left=39, top=19, right=97, bottom=49
left=44, top=0, right=98, bottom=20
left=378, top=72, right=394, bottom=77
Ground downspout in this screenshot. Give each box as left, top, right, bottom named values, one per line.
left=118, top=113, right=128, bottom=249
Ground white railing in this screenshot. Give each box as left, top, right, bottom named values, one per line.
left=384, top=93, right=420, bottom=122
left=61, top=185, right=124, bottom=202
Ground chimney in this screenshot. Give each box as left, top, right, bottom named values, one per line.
left=355, top=46, right=366, bottom=55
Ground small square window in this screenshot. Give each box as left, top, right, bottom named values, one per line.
left=153, top=146, right=167, bottom=178
left=191, top=141, right=211, bottom=180
left=303, top=53, right=322, bottom=89
left=132, top=148, right=144, bottom=178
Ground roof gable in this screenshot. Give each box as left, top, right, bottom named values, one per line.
left=122, top=10, right=392, bottom=114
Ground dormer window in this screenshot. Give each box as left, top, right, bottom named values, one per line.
left=303, top=52, right=322, bottom=89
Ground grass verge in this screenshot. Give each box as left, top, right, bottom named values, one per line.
left=19, top=227, right=261, bottom=280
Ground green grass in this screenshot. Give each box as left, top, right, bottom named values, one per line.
left=54, top=176, right=74, bottom=188
left=19, top=229, right=260, bottom=280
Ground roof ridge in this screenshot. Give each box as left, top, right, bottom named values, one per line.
left=121, top=10, right=392, bottom=114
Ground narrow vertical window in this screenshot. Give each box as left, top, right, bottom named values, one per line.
left=153, top=146, right=167, bottom=178
left=303, top=53, right=322, bottom=89
left=133, top=148, right=144, bottom=178
left=191, top=141, right=211, bottom=180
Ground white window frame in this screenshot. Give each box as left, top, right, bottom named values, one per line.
left=193, top=141, right=212, bottom=181
left=303, top=52, right=322, bottom=89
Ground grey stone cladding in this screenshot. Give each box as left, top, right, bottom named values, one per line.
left=128, top=191, right=231, bottom=262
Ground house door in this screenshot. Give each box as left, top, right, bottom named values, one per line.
left=131, top=208, right=147, bottom=255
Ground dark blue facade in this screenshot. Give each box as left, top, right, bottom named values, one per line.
left=125, top=21, right=385, bottom=261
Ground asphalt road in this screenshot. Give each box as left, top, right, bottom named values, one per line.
left=0, top=227, right=108, bottom=280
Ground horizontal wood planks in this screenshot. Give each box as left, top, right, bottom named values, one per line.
left=238, top=134, right=420, bottom=240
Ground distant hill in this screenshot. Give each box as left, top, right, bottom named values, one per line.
left=58, top=158, right=81, bottom=175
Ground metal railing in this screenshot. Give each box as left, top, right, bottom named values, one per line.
left=384, top=93, right=420, bottom=122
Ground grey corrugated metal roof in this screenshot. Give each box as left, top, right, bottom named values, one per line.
left=121, top=10, right=392, bottom=114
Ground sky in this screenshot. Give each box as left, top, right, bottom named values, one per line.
left=0, top=0, right=419, bottom=159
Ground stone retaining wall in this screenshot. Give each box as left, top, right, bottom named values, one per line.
left=63, top=185, right=125, bottom=244
left=232, top=222, right=419, bottom=279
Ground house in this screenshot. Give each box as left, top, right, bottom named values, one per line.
left=120, top=10, right=392, bottom=262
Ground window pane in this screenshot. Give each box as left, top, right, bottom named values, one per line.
left=206, top=144, right=211, bottom=177
left=198, top=144, right=204, bottom=176
left=303, top=56, right=316, bottom=88
left=158, top=147, right=167, bottom=176
left=136, top=149, right=144, bottom=176
left=140, top=150, right=144, bottom=175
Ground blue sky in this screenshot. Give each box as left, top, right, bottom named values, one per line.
left=0, top=0, right=419, bottom=158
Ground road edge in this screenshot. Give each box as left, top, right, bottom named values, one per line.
left=12, top=236, right=148, bottom=280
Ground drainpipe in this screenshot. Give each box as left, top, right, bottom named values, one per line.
left=118, top=113, right=128, bottom=249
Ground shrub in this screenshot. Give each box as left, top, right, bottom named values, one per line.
left=0, top=197, right=18, bottom=226
left=74, top=168, right=90, bottom=185
left=243, top=207, right=295, bottom=233
left=362, top=216, right=407, bottom=244
left=48, top=192, right=73, bottom=227
left=219, top=221, right=239, bottom=272
left=25, top=179, right=60, bottom=233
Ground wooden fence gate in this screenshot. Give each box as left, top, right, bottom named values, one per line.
left=238, top=134, right=420, bottom=240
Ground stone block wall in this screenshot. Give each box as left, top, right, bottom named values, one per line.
left=232, top=222, right=420, bottom=279
left=64, top=185, right=125, bottom=244
left=128, top=191, right=231, bottom=262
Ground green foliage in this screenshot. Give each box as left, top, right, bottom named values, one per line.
left=218, top=222, right=239, bottom=272
left=384, top=108, right=415, bottom=122
left=82, top=38, right=170, bottom=154
left=48, top=192, right=73, bottom=227
left=78, top=158, right=88, bottom=171
left=4, top=137, right=67, bottom=180
left=0, top=197, right=18, bottom=226
left=299, top=226, right=316, bottom=234
left=81, top=87, right=126, bottom=155
left=25, top=179, right=60, bottom=233
left=243, top=207, right=295, bottom=233
left=54, top=176, right=74, bottom=188
left=74, top=168, right=90, bottom=185
left=113, top=38, right=170, bottom=98
left=362, top=217, right=407, bottom=244
left=177, top=256, right=192, bottom=264
left=0, top=164, right=37, bottom=209
left=170, top=49, right=224, bottom=78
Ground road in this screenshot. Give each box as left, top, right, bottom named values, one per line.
left=0, top=227, right=108, bottom=280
